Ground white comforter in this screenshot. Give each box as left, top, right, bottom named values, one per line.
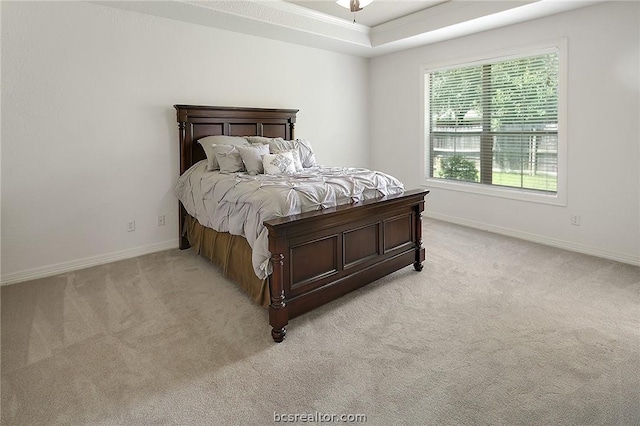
left=175, top=161, right=404, bottom=279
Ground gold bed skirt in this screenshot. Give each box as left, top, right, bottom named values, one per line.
left=185, top=215, right=270, bottom=308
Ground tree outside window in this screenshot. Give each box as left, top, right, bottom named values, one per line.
left=427, top=51, right=558, bottom=193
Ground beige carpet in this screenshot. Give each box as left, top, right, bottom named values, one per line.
left=2, top=219, right=639, bottom=425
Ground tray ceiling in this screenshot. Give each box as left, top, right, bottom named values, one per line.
left=285, top=0, right=447, bottom=27
left=96, top=1, right=603, bottom=58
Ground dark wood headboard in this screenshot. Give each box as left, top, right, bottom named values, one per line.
left=175, top=105, right=299, bottom=174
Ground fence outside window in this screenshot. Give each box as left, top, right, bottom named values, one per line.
left=426, top=50, right=559, bottom=194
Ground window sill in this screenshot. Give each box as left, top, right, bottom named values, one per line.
left=423, top=178, right=566, bottom=206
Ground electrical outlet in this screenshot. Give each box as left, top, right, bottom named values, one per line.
left=571, top=214, right=580, bottom=226
left=127, top=220, right=136, bottom=232
left=158, top=215, right=165, bottom=227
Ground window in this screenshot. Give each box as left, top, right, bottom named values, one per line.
left=423, top=44, right=565, bottom=204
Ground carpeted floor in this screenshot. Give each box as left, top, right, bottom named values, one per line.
left=2, top=218, right=639, bottom=425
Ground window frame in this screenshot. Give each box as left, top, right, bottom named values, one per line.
left=421, top=38, right=568, bottom=206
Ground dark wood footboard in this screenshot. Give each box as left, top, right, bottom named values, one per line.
left=264, top=189, right=428, bottom=342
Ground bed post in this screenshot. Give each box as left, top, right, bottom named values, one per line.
left=177, top=116, right=191, bottom=250
left=179, top=205, right=190, bottom=250
left=289, top=121, right=296, bottom=140
left=269, top=253, right=288, bottom=342
left=413, top=198, right=426, bottom=271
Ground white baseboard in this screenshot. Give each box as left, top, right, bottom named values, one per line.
left=3, top=216, right=637, bottom=286
left=425, top=212, right=640, bottom=267
left=1, top=239, right=180, bottom=286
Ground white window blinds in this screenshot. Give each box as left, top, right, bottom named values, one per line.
left=427, top=50, right=559, bottom=193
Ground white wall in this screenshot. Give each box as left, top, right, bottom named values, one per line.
left=3, top=2, right=638, bottom=285
left=1, top=1, right=370, bottom=283
left=370, top=1, right=640, bottom=265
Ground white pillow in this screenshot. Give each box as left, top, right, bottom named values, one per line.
left=263, top=152, right=296, bottom=175
left=267, top=138, right=296, bottom=154
left=197, top=135, right=249, bottom=171
left=246, top=136, right=283, bottom=145
left=296, top=139, right=317, bottom=168
left=268, top=138, right=317, bottom=168
left=274, top=149, right=303, bottom=171
left=215, top=146, right=245, bottom=173
left=237, top=144, right=270, bottom=175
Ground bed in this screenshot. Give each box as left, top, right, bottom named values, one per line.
left=175, top=105, right=429, bottom=342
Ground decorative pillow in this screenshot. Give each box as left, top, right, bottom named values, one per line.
left=197, top=135, right=249, bottom=171
left=215, top=146, right=245, bottom=173
left=237, top=144, right=270, bottom=175
left=246, top=136, right=284, bottom=145
left=263, top=152, right=296, bottom=175
left=296, top=139, right=317, bottom=168
left=268, top=138, right=317, bottom=168
left=267, top=138, right=297, bottom=154
left=274, top=149, right=303, bottom=171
